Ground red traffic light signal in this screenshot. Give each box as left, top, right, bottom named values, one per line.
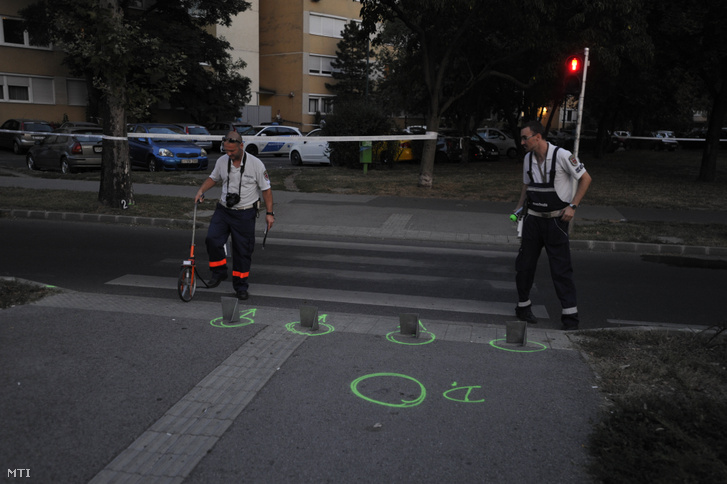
left=566, top=55, right=581, bottom=73
left=563, top=55, right=583, bottom=95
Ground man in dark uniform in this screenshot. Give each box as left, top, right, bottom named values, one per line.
left=194, top=131, right=275, bottom=300
left=513, top=121, right=592, bottom=330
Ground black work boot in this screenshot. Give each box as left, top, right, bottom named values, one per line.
left=561, top=313, right=579, bottom=331
left=515, top=305, right=538, bottom=324
left=207, top=272, right=228, bottom=288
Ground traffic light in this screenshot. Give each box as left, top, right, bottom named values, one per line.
left=567, top=56, right=581, bottom=73
left=564, top=55, right=583, bottom=95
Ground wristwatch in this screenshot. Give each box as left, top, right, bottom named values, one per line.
left=266, top=211, right=275, bottom=216
left=568, top=203, right=578, bottom=209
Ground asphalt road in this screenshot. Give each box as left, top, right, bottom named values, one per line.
left=1, top=218, right=721, bottom=330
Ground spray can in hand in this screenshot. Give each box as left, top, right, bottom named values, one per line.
left=509, top=207, right=523, bottom=222
left=510, top=207, right=523, bottom=237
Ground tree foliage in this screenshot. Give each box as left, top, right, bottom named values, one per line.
left=361, top=0, right=542, bottom=187
left=20, top=0, right=252, bottom=207
left=134, top=1, right=252, bottom=124
left=362, top=0, right=725, bottom=183
left=643, top=0, right=727, bottom=181
left=323, top=98, right=394, bottom=168
left=325, top=21, right=376, bottom=101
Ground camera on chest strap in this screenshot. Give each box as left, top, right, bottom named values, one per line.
left=225, top=192, right=241, bottom=208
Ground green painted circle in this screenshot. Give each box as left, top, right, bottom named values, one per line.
left=350, top=372, right=426, bottom=408
left=385, top=330, right=436, bottom=346
left=285, top=321, right=334, bottom=336
left=488, top=338, right=547, bottom=352
left=209, top=316, right=255, bottom=328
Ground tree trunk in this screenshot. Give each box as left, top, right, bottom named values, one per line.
left=98, top=87, right=133, bottom=208
left=418, top=113, right=440, bottom=188
left=698, top=83, right=727, bottom=182
left=97, top=0, right=133, bottom=208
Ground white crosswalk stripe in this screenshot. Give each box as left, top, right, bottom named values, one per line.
left=106, top=274, right=546, bottom=318
left=110, top=237, right=548, bottom=320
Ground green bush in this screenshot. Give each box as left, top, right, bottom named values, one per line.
left=322, top=99, right=394, bottom=168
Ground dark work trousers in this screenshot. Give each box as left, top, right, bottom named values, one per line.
left=515, top=215, right=578, bottom=317
left=206, top=204, right=257, bottom=292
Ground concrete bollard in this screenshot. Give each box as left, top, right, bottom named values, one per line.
left=399, top=313, right=420, bottom=338
left=300, top=306, right=318, bottom=330
left=505, top=321, right=527, bottom=346
left=221, top=297, right=239, bottom=324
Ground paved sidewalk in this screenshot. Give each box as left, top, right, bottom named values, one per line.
left=2, top=290, right=599, bottom=483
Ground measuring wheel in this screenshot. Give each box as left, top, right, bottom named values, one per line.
left=177, top=263, right=197, bottom=302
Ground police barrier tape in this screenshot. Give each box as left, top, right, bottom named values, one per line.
left=0, top=128, right=438, bottom=143
left=3, top=128, right=725, bottom=144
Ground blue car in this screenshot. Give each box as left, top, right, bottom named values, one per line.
left=128, top=123, right=208, bottom=172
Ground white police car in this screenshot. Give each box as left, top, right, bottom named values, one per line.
left=231, top=125, right=302, bottom=156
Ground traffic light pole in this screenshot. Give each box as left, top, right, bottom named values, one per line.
left=572, top=47, right=589, bottom=158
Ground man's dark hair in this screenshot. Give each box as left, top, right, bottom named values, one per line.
left=521, top=120, right=544, bottom=136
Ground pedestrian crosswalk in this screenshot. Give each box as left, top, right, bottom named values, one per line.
left=106, top=237, right=548, bottom=323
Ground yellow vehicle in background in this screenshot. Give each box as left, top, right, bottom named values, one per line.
left=373, top=138, right=416, bottom=164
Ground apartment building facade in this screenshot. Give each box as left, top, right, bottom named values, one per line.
left=259, top=0, right=362, bottom=131
left=0, top=0, right=88, bottom=124
left=0, top=0, right=360, bottom=130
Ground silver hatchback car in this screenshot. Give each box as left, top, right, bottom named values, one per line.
left=0, top=118, right=53, bottom=154
left=26, top=127, right=104, bottom=174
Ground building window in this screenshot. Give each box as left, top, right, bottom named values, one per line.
left=309, top=13, right=347, bottom=38
left=2, top=17, right=24, bottom=44
left=308, top=55, right=337, bottom=76
left=308, top=96, right=334, bottom=115
left=7, top=76, right=29, bottom=101
left=1, top=17, right=49, bottom=48
left=0, top=75, right=55, bottom=104
left=32, top=77, right=54, bottom=104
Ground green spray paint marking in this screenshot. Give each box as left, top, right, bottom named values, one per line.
left=210, top=308, right=257, bottom=328
left=443, top=382, right=485, bottom=403
left=285, top=314, right=334, bottom=336
left=350, top=373, right=426, bottom=408
left=385, top=319, right=436, bottom=345
left=488, top=338, right=547, bottom=353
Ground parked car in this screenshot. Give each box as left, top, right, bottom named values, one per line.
left=207, top=121, right=253, bottom=150
left=476, top=128, right=518, bottom=158
left=289, top=129, right=330, bottom=165
left=59, top=121, right=101, bottom=129
left=436, top=131, right=499, bottom=162
left=237, top=125, right=302, bottom=156
left=176, top=123, right=213, bottom=150
left=373, top=136, right=417, bottom=164
left=26, top=127, right=104, bottom=174
left=0, top=118, right=53, bottom=153
left=677, top=128, right=705, bottom=150
left=651, top=130, right=679, bottom=151
left=128, top=123, right=208, bottom=172
left=609, top=130, right=631, bottom=151
left=403, top=125, right=427, bottom=135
